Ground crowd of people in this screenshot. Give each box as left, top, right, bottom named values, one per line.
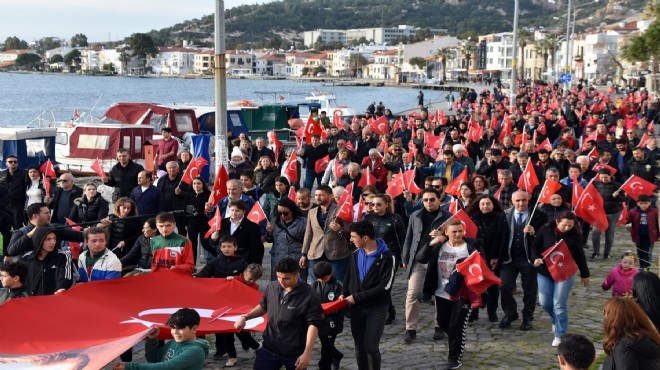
left=0, top=80, right=659, bottom=369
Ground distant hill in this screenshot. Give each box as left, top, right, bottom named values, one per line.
left=144, top=0, right=647, bottom=49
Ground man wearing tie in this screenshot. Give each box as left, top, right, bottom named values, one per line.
left=498, top=190, right=547, bottom=331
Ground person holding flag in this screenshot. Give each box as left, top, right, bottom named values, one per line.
left=300, top=134, right=329, bottom=190
left=321, top=149, right=351, bottom=187
left=184, top=177, right=213, bottom=263
left=531, top=212, right=590, bottom=347
left=265, top=198, right=308, bottom=281
left=591, top=169, right=626, bottom=260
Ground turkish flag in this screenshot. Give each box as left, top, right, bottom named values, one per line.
left=571, top=177, right=584, bottom=210
left=575, top=182, right=608, bottom=232
left=354, top=196, right=365, bottom=221
left=386, top=171, right=405, bottom=198
left=345, top=140, right=355, bottom=152
left=538, top=179, right=563, bottom=204
left=269, top=131, right=284, bottom=164
left=448, top=198, right=459, bottom=214
left=90, top=158, right=106, bottom=180
left=246, top=201, right=267, bottom=224
left=407, top=141, right=417, bottom=163
left=620, top=175, right=658, bottom=201
left=493, top=183, right=504, bottom=202
left=315, top=155, right=330, bottom=174
left=39, top=159, right=56, bottom=178
left=517, top=161, right=540, bottom=193
left=209, top=164, right=229, bottom=206
left=0, top=271, right=265, bottom=368
left=638, top=133, right=650, bottom=148
left=358, top=166, right=377, bottom=188
left=42, top=174, right=51, bottom=201
left=369, top=115, right=389, bottom=135
left=322, top=299, right=348, bottom=315
left=498, top=114, right=512, bottom=142
left=541, top=239, right=578, bottom=282
left=490, top=114, right=499, bottom=130
left=424, top=132, right=444, bottom=149
left=537, top=122, right=547, bottom=136
left=556, top=116, right=567, bottom=128
left=64, top=217, right=83, bottom=260
left=591, top=161, right=618, bottom=177
left=581, top=131, right=599, bottom=152
left=440, top=210, right=478, bottom=238
left=284, top=151, right=299, bottom=183
left=403, top=169, right=422, bottom=194
left=333, top=111, right=343, bottom=128
left=204, top=207, right=222, bottom=239
left=288, top=186, right=297, bottom=202
left=586, top=147, right=599, bottom=162
left=334, top=161, right=344, bottom=179
left=439, top=110, right=447, bottom=125
left=617, top=202, right=628, bottom=226
left=180, top=157, right=208, bottom=185
left=303, top=117, right=323, bottom=143
left=445, top=167, right=468, bottom=197
left=336, top=195, right=354, bottom=223
left=73, top=109, right=81, bottom=118
left=456, top=251, right=501, bottom=295
left=467, top=124, right=483, bottom=142
left=536, top=138, right=553, bottom=152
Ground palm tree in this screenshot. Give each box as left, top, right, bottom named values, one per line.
left=435, top=48, right=452, bottom=82
left=517, top=29, right=533, bottom=80
left=535, top=40, right=550, bottom=72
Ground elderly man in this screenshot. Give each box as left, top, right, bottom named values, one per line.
left=453, top=144, right=475, bottom=175
left=103, top=148, right=144, bottom=201
left=156, top=161, right=189, bottom=235
left=209, top=179, right=255, bottom=218
left=336, top=163, right=362, bottom=201
left=250, top=137, right=275, bottom=164
left=50, top=173, right=83, bottom=225
left=360, top=148, right=388, bottom=191
left=0, top=156, right=28, bottom=229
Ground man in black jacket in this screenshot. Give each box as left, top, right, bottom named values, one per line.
left=235, top=257, right=322, bottom=370
left=0, top=156, right=27, bottom=229
left=102, top=149, right=144, bottom=201
left=156, top=161, right=189, bottom=236
left=212, top=200, right=263, bottom=265
left=50, top=173, right=83, bottom=225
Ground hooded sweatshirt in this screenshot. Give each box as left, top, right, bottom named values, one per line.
left=357, top=239, right=389, bottom=283
left=126, top=337, right=210, bottom=370
left=343, top=239, right=396, bottom=309
left=602, top=264, right=638, bottom=297
left=23, top=227, right=73, bottom=296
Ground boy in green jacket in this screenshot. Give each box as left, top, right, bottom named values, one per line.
left=113, top=308, right=209, bottom=370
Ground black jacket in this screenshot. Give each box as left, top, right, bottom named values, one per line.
left=156, top=174, right=190, bottom=212
left=311, top=276, right=344, bottom=336
left=470, top=211, right=506, bottom=262
left=603, top=336, right=660, bottom=370
left=363, top=212, right=406, bottom=261
left=195, top=254, right=247, bottom=278
left=22, top=227, right=73, bottom=296
left=214, top=218, right=264, bottom=264
left=106, top=215, right=142, bottom=260
left=342, top=245, right=396, bottom=309
left=185, top=189, right=211, bottom=227
left=68, top=193, right=109, bottom=223
left=626, top=157, right=658, bottom=185
left=259, top=281, right=322, bottom=357
left=530, top=222, right=590, bottom=279
left=50, top=185, right=83, bottom=224
left=594, top=181, right=626, bottom=214
left=120, top=234, right=153, bottom=270
left=499, top=208, right=548, bottom=264
left=7, top=223, right=84, bottom=257
left=254, top=168, right=278, bottom=194
left=105, top=160, right=144, bottom=200
left=0, top=168, right=27, bottom=203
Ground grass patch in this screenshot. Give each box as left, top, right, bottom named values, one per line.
left=590, top=353, right=607, bottom=370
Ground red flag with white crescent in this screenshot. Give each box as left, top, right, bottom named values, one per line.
left=65, top=217, right=83, bottom=260
left=456, top=251, right=501, bottom=295
left=536, top=138, right=553, bottom=152
left=288, top=186, right=297, bottom=202
left=617, top=202, right=628, bottom=226
left=538, top=179, right=563, bottom=204
left=541, top=239, right=578, bottom=282
left=445, top=167, right=468, bottom=196
left=574, top=182, right=608, bottom=232
left=333, top=111, right=343, bottom=128
left=403, top=169, right=422, bottom=194
left=284, top=151, right=299, bottom=183
left=246, top=201, right=267, bottom=224
left=439, top=209, right=478, bottom=238
left=619, top=175, right=658, bottom=201
left=90, top=159, right=106, bottom=180
left=315, top=155, right=330, bottom=174
left=336, top=194, right=354, bottom=223
left=209, top=164, right=229, bottom=206
left=39, top=159, right=56, bottom=178
left=181, top=157, right=208, bottom=185
left=386, top=171, right=405, bottom=199
left=517, top=161, right=540, bottom=193
left=369, top=115, right=389, bottom=135
left=204, top=207, right=223, bottom=239
left=357, top=166, right=377, bottom=188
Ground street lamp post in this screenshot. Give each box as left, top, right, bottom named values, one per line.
left=511, top=0, right=519, bottom=108
left=214, top=0, right=228, bottom=168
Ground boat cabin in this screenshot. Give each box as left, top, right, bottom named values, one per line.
left=0, top=127, right=57, bottom=170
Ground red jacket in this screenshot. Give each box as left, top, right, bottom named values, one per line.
left=627, top=206, right=659, bottom=243
left=360, top=157, right=388, bottom=190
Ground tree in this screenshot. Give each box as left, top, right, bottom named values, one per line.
left=620, top=20, right=660, bottom=92
left=301, top=67, right=310, bottom=76
left=71, top=33, right=89, bottom=47
left=63, top=49, right=81, bottom=66
left=408, top=57, right=426, bottom=71
left=435, top=48, right=451, bottom=82
left=415, top=28, right=433, bottom=42
left=36, top=37, right=61, bottom=54
left=128, top=33, right=158, bottom=70
left=517, top=29, right=533, bottom=80
left=2, top=36, right=28, bottom=51
left=118, top=49, right=132, bottom=75
left=313, top=66, right=327, bottom=75
left=348, top=53, right=367, bottom=78
left=48, top=54, right=63, bottom=64
left=15, top=53, right=42, bottom=70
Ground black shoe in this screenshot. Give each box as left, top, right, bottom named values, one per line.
left=498, top=315, right=518, bottom=329
left=433, top=327, right=446, bottom=340
left=332, top=351, right=343, bottom=370
left=520, top=320, right=533, bottom=331
left=444, top=359, right=462, bottom=369
left=468, top=310, right=479, bottom=323
left=385, top=310, right=395, bottom=325
left=214, top=350, right=226, bottom=359
left=404, top=330, right=417, bottom=344
left=488, top=311, right=498, bottom=323
left=590, top=253, right=599, bottom=260
left=603, top=254, right=610, bottom=260
left=242, top=342, right=250, bottom=351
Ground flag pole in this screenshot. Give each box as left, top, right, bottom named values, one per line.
left=615, top=175, right=633, bottom=194
left=526, top=180, right=546, bottom=226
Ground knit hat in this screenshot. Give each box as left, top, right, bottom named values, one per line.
left=231, top=147, right=244, bottom=159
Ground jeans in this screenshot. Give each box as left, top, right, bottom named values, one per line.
left=254, top=347, right=297, bottom=370
left=308, top=256, right=348, bottom=284
left=637, top=235, right=654, bottom=269
left=537, top=274, right=575, bottom=338
left=350, top=305, right=388, bottom=370
left=500, top=257, right=538, bottom=321
left=591, top=212, right=620, bottom=256
left=303, top=168, right=322, bottom=190
left=404, top=262, right=428, bottom=330
left=435, top=297, right=471, bottom=363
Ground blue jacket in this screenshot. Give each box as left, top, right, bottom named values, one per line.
left=357, top=239, right=389, bottom=283
left=424, top=161, right=465, bottom=180
left=78, top=248, right=122, bottom=282
left=130, top=185, right=164, bottom=216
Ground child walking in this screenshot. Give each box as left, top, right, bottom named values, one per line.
left=602, top=251, right=639, bottom=297
left=625, top=195, right=659, bottom=270
left=311, top=261, right=344, bottom=370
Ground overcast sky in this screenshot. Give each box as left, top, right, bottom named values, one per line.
left=1, top=0, right=274, bottom=43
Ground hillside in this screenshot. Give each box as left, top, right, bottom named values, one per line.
left=146, top=0, right=647, bottom=49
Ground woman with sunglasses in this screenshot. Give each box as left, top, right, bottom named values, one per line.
left=265, top=198, right=307, bottom=281
left=260, top=176, right=291, bottom=221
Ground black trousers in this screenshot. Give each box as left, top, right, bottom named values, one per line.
left=215, top=332, right=259, bottom=357
left=319, top=334, right=341, bottom=370
left=435, top=297, right=471, bottom=363
left=187, top=221, right=217, bottom=263
left=9, top=202, right=24, bottom=230
left=500, top=257, right=537, bottom=321
left=350, top=304, right=388, bottom=370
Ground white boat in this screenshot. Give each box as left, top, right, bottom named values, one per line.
left=302, top=89, right=356, bottom=119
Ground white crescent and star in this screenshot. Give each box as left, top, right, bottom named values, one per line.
left=120, top=308, right=264, bottom=330
left=549, top=251, right=565, bottom=265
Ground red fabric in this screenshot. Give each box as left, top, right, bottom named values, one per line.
left=517, top=161, right=540, bottom=193
left=65, top=217, right=82, bottom=260
left=357, top=166, right=376, bottom=188
left=336, top=196, right=354, bottom=223
left=359, top=157, right=387, bottom=188
left=157, top=138, right=179, bottom=166
left=575, top=182, right=608, bottom=232
left=345, top=140, right=355, bottom=152
left=333, top=111, right=343, bottom=128
left=586, top=147, right=599, bottom=161
left=288, top=186, right=297, bottom=202
left=556, top=116, right=567, bottom=128
left=638, top=133, right=650, bottom=148
left=571, top=178, right=584, bottom=210
left=537, top=138, right=553, bottom=152
left=391, top=118, right=401, bottom=133
left=456, top=251, right=501, bottom=295
left=537, top=123, right=547, bottom=136
left=541, top=240, right=578, bottom=282
left=315, top=155, right=330, bottom=174
left=368, top=116, right=389, bottom=135
left=617, top=202, right=628, bottom=226
left=246, top=202, right=267, bottom=224
left=334, top=161, right=344, bottom=179
left=440, top=210, right=478, bottom=238
left=467, top=124, right=483, bottom=142
left=620, top=175, right=658, bottom=201
left=403, top=169, right=422, bottom=194
left=445, top=167, right=468, bottom=197
left=181, top=157, right=208, bottom=185
left=538, top=179, right=563, bottom=204
left=424, top=132, right=444, bottom=149
left=269, top=131, right=284, bottom=164
left=407, top=141, right=417, bottom=163
left=355, top=197, right=365, bottom=221
left=303, top=117, right=323, bottom=144
left=43, top=175, right=51, bottom=201
left=498, top=114, right=512, bottom=142
left=209, top=165, right=229, bottom=206
left=386, top=171, right=405, bottom=198
left=90, top=159, right=106, bottom=179
left=284, top=151, right=299, bottom=183
left=39, top=159, right=56, bottom=178
left=322, top=299, right=348, bottom=314
left=591, top=161, right=618, bottom=178
left=490, top=115, right=499, bottom=130
left=448, top=199, right=459, bottom=214
left=204, top=207, right=222, bottom=239
left=581, top=131, right=599, bottom=152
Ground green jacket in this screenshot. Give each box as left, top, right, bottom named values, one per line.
left=126, top=337, right=209, bottom=370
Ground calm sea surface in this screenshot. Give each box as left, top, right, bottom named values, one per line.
left=0, top=73, right=450, bottom=126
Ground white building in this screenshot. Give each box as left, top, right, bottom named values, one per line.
left=254, top=53, right=287, bottom=76
left=44, top=46, right=74, bottom=61
left=303, top=30, right=346, bottom=48
left=304, top=25, right=448, bottom=47
left=193, top=50, right=214, bottom=74
left=80, top=47, right=143, bottom=74
left=147, top=47, right=197, bottom=75
left=400, top=36, right=461, bottom=80
left=480, top=32, right=514, bottom=80
left=583, top=32, right=619, bottom=82
left=226, top=50, right=254, bottom=76
left=367, top=49, right=400, bottom=80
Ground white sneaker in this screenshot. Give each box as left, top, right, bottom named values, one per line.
left=225, top=358, right=238, bottom=367
left=552, top=337, right=561, bottom=347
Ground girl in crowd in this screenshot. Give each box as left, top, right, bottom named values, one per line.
left=185, top=177, right=214, bottom=263
left=265, top=198, right=307, bottom=281
left=457, top=183, right=477, bottom=210
left=467, top=194, right=506, bottom=323
left=99, top=197, right=141, bottom=262
left=260, top=176, right=291, bottom=221
left=121, top=217, right=159, bottom=275
left=602, top=251, right=639, bottom=297
left=177, top=149, right=192, bottom=172
left=602, top=298, right=660, bottom=369
left=25, top=166, right=50, bottom=208
left=254, top=156, right=278, bottom=194
left=532, top=212, right=590, bottom=347
left=69, top=182, right=109, bottom=223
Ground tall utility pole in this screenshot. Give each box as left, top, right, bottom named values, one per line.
left=563, top=0, right=572, bottom=97
left=511, top=0, right=519, bottom=108
left=214, top=0, right=228, bottom=169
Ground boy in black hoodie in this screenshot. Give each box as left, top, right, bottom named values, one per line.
left=0, top=261, right=29, bottom=303
left=22, top=226, right=73, bottom=296
left=311, top=261, right=344, bottom=370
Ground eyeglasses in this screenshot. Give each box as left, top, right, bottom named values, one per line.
left=278, top=211, right=291, bottom=216
left=431, top=185, right=442, bottom=189
left=627, top=132, right=635, bottom=134
left=58, top=179, right=70, bottom=183
left=422, top=198, right=437, bottom=202
left=372, top=203, right=384, bottom=207
left=392, top=149, right=401, bottom=152
left=365, top=202, right=374, bottom=206
left=6, top=161, right=17, bottom=164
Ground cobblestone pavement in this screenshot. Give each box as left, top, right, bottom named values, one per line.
left=126, top=227, right=649, bottom=370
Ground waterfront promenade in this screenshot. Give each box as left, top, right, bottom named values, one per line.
left=127, top=227, right=638, bottom=369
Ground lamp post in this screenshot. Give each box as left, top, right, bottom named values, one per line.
left=511, top=0, right=519, bottom=108
left=214, top=0, right=228, bottom=168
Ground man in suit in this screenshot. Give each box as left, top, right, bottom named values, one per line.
left=215, top=200, right=263, bottom=265
left=498, top=190, right=548, bottom=331
left=300, top=185, right=351, bottom=283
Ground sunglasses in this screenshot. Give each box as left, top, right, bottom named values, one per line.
left=278, top=211, right=291, bottom=216
left=422, top=198, right=437, bottom=202
left=58, top=179, right=70, bottom=183
left=431, top=185, right=442, bottom=189
left=6, top=161, right=17, bottom=164
left=365, top=202, right=374, bottom=206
